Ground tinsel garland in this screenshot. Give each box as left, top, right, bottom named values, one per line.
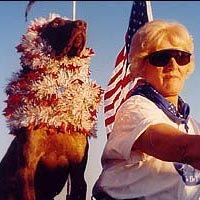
left=3, top=13, right=103, bottom=137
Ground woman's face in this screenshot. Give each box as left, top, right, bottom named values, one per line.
left=142, top=41, right=193, bottom=98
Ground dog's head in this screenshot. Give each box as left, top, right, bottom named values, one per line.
left=40, top=17, right=87, bottom=58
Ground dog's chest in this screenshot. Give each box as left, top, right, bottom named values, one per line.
left=39, top=131, right=87, bottom=168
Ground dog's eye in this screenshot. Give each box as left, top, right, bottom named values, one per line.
left=50, top=18, right=66, bottom=28
left=51, top=21, right=59, bottom=28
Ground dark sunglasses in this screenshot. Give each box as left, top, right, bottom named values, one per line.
left=144, top=49, right=191, bottom=67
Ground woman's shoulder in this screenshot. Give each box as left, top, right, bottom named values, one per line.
left=120, top=94, right=158, bottom=111
left=188, top=116, right=200, bottom=132
left=115, top=94, right=164, bottom=122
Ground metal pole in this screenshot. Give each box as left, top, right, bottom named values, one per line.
left=72, top=1, right=76, bottom=20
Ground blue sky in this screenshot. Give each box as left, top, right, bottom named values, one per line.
left=1, top=1, right=200, bottom=199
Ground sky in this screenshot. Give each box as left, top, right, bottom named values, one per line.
left=1, top=1, right=200, bottom=200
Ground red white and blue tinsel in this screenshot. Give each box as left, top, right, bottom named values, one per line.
left=3, top=13, right=103, bottom=137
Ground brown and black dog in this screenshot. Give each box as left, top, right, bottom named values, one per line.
left=0, top=14, right=103, bottom=200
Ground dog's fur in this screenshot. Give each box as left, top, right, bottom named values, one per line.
left=0, top=14, right=103, bottom=200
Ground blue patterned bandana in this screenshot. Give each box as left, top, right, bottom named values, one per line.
left=132, top=82, right=190, bottom=132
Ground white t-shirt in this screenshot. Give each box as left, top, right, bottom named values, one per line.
left=93, top=95, right=200, bottom=200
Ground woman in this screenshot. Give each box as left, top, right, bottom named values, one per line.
left=92, top=19, right=200, bottom=200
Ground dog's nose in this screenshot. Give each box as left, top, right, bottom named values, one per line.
left=75, top=20, right=87, bottom=30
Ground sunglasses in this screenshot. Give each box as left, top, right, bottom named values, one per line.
left=144, top=49, right=191, bottom=67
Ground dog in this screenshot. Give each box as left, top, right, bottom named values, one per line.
left=0, top=13, right=103, bottom=200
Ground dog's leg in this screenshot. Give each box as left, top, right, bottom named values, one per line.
left=67, top=138, right=89, bottom=200
left=16, top=128, right=47, bottom=200
left=0, top=138, right=18, bottom=200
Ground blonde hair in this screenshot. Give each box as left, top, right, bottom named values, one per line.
left=128, top=19, right=194, bottom=79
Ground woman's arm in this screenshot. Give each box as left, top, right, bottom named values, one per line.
left=133, top=123, right=200, bottom=169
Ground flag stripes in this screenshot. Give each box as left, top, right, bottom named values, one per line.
left=104, top=1, right=153, bottom=136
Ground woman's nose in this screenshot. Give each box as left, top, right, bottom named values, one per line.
left=165, top=57, right=179, bottom=70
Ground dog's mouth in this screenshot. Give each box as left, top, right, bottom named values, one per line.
left=40, top=17, right=87, bottom=58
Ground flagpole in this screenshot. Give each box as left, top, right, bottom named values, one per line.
left=72, top=1, right=76, bottom=20
left=146, top=1, right=153, bottom=21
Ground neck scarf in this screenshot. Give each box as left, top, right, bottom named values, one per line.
left=132, top=82, right=190, bottom=132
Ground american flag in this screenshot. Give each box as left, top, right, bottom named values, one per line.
left=104, top=1, right=153, bottom=136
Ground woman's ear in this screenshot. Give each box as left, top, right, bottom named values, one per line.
left=186, top=55, right=195, bottom=77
